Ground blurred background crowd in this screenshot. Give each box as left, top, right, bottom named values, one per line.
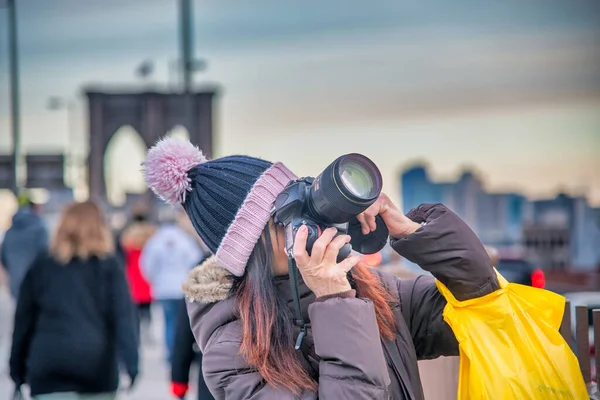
left=0, top=0, right=599, bottom=399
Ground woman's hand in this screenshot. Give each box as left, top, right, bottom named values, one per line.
left=356, top=193, right=421, bottom=238
left=293, top=226, right=360, bottom=298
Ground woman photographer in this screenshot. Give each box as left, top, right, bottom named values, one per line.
left=144, top=138, right=498, bottom=400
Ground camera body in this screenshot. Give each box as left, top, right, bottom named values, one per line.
left=273, top=177, right=352, bottom=263
left=273, top=154, right=389, bottom=264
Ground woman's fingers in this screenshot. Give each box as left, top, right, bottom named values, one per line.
left=293, top=226, right=356, bottom=298
left=339, top=255, right=360, bottom=273
left=356, top=213, right=369, bottom=235
left=309, top=227, right=338, bottom=264
left=357, top=209, right=377, bottom=234
left=323, top=234, right=351, bottom=265
left=292, top=225, right=310, bottom=267
left=367, top=211, right=377, bottom=232
left=358, top=194, right=396, bottom=234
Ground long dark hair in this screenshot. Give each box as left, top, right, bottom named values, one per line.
left=231, top=225, right=397, bottom=395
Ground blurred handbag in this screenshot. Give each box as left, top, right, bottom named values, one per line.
left=436, top=270, right=588, bottom=399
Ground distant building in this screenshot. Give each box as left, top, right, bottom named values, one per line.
left=531, top=194, right=600, bottom=270
left=523, top=224, right=570, bottom=270
left=400, top=165, right=600, bottom=270
left=401, top=165, right=528, bottom=247
left=401, top=166, right=444, bottom=212
left=477, top=193, right=530, bottom=246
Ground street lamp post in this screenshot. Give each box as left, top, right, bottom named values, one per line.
left=5, top=0, right=21, bottom=194
left=180, top=0, right=193, bottom=93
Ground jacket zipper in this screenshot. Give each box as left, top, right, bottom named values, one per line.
left=381, top=340, right=416, bottom=400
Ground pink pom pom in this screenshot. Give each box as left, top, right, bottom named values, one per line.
left=143, top=137, right=207, bottom=204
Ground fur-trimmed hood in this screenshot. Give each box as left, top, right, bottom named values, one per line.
left=183, top=255, right=234, bottom=304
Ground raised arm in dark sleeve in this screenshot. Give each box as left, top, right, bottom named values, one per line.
left=392, top=203, right=498, bottom=300
left=391, top=203, right=499, bottom=359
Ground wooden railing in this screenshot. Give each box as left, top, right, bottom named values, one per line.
left=561, top=301, right=600, bottom=399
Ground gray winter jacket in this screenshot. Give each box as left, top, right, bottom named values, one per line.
left=184, top=204, right=499, bottom=399
left=1, top=208, right=48, bottom=299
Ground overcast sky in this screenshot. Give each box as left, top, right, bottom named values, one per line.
left=0, top=0, right=599, bottom=208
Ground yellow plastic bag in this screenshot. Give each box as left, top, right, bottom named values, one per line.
left=436, top=271, right=588, bottom=399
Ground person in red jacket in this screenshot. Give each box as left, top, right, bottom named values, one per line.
left=120, top=212, right=156, bottom=343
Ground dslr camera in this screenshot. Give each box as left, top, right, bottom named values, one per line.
left=273, top=153, right=389, bottom=263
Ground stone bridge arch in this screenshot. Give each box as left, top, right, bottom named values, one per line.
left=85, top=88, right=218, bottom=202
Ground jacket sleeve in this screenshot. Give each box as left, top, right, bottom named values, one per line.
left=9, top=267, right=37, bottom=386
left=108, top=259, right=139, bottom=378
left=310, top=293, right=391, bottom=399
left=390, top=203, right=499, bottom=359
left=391, top=203, right=499, bottom=301
left=198, top=294, right=390, bottom=399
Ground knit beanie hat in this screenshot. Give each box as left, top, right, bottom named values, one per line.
left=143, top=137, right=297, bottom=276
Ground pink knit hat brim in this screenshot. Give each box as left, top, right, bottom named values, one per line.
left=215, top=162, right=297, bottom=276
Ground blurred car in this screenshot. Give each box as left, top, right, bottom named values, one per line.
left=495, top=258, right=545, bottom=289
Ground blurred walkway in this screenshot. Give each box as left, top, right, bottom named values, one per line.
left=0, top=290, right=198, bottom=400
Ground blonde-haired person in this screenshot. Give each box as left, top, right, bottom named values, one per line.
left=9, top=201, right=139, bottom=400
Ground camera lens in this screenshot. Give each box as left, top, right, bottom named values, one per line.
left=308, top=153, right=382, bottom=224
left=339, top=157, right=379, bottom=200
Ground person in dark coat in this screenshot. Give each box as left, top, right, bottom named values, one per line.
left=9, top=201, right=139, bottom=400
left=1, top=195, right=48, bottom=300
left=143, top=138, right=500, bottom=399
left=170, top=298, right=214, bottom=400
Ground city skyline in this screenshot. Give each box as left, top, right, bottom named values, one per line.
left=399, top=154, right=599, bottom=206
left=401, top=163, right=600, bottom=269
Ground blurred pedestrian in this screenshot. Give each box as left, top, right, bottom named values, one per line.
left=171, top=290, right=214, bottom=399
left=120, top=209, right=157, bottom=344
left=140, top=208, right=203, bottom=364
left=114, top=202, right=151, bottom=267
left=9, top=201, right=138, bottom=400
left=1, top=191, right=48, bottom=300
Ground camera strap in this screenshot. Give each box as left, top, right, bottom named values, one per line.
left=287, top=254, right=307, bottom=350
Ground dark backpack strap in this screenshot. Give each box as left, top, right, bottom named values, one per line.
left=381, top=337, right=416, bottom=400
